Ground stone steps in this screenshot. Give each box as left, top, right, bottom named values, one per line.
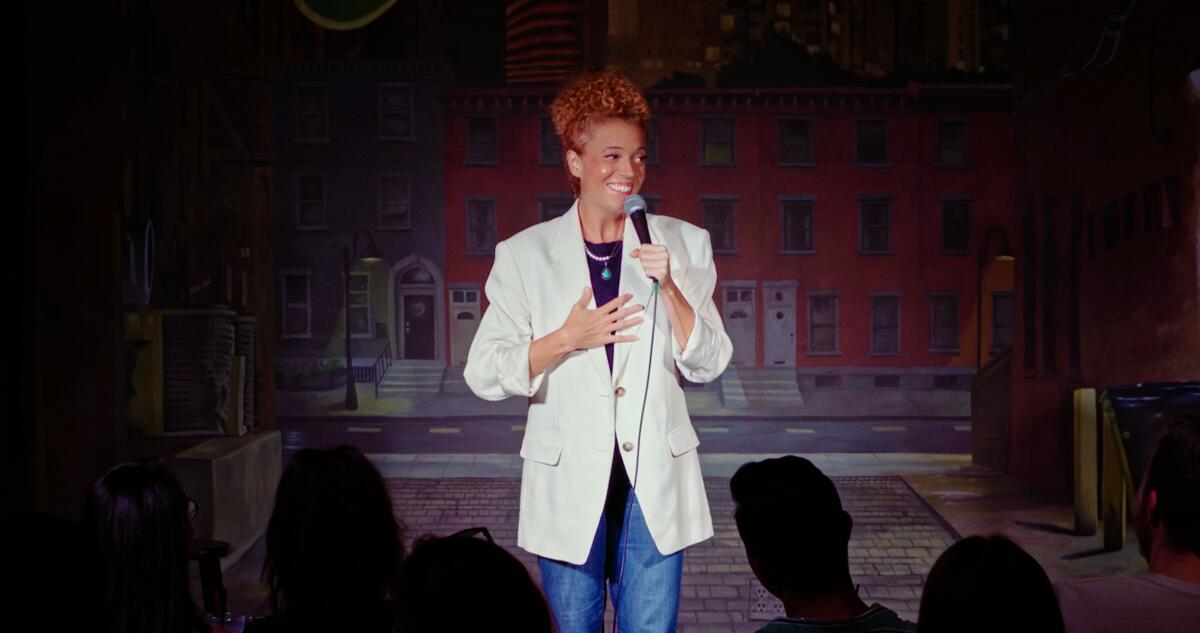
left=378, top=360, right=446, bottom=395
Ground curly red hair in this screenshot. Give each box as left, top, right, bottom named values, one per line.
left=549, top=72, right=650, bottom=196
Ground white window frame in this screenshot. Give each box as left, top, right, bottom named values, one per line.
left=346, top=272, right=372, bottom=339
left=700, top=117, right=736, bottom=165
left=378, top=83, right=415, bottom=141
left=466, top=197, right=498, bottom=255
left=869, top=292, right=902, bottom=356
left=858, top=197, right=892, bottom=254
left=294, top=172, right=327, bottom=231
left=855, top=118, right=889, bottom=166
left=930, top=293, right=961, bottom=354
left=294, top=83, right=329, bottom=143
left=937, top=119, right=969, bottom=167
left=780, top=196, right=816, bottom=254
left=465, top=115, right=499, bottom=166
left=378, top=174, right=412, bottom=230
left=778, top=117, right=814, bottom=166
left=806, top=291, right=840, bottom=356
left=702, top=196, right=739, bottom=253
left=281, top=270, right=312, bottom=339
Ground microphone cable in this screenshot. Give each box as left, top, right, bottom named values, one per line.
left=611, top=279, right=658, bottom=633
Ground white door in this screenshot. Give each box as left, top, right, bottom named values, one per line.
left=450, top=287, right=481, bottom=366
left=763, top=284, right=796, bottom=366
left=722, top=286, right=756, bottom=367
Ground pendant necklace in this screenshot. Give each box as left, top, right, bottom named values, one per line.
left=584, top=240, right=622, bottom=281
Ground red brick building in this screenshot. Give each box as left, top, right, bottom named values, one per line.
left=442, top=83, right=1015, bottom=390
left=1008, top=2, right=1200, bottom=493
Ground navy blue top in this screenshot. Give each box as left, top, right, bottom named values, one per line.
left=583, top=239, right=622, bottom=371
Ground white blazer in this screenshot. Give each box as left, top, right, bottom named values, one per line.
left=464, top=201, right=733, bottom=564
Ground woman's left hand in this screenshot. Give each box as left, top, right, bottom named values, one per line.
left=630, top=244, right=673, bottom=288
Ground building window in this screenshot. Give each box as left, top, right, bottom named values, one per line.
left=282, top=271, right=312, bottom=339
left=859, top=198, right=891, bottom=254
left=294, top=173, right=326, bottom=229
left=937, top=120, right=968, bottom=166
left=466, top=116, right=498, bottom=165
left=451, top=289, right=480, bottom=305
left=701, top=118, right=735, bottom=165
left=992, top=292, right=1014, bottom=352
left=466, top=199, right=497, bottom=254
left=779, top=118, right=813, bottom=164
left=930, top=294, right=960, bottom=353
left=539, top=117, right=562, bottom=165
left=720, top=13, right=735, bottom=30
left=347, top=272, right=371, bottom=338
left=379, top=84, right=413, bottom=140
left=855, top=119, right=888, bottom=165
left=295, top=85, right=328, bottom=142
left=642, top=195, right=662, bottom=215
left=378, top=175, right=411, bottom=230
left=941, top=199, right=971, bottom=253
left=705, top=45, right=721, bottom=61
left=777, top=2, right=792, bottom=17
left=539, top=196, right=572, bottom=222
left=703, top=198, right=737, bottom=253
left=870, top=294, right=901, bottom=355
left=645, top=117, right=659, bottom=164
left=780, top=198, right=814, bottom=253
left=807, top=293, right=839, bottom=354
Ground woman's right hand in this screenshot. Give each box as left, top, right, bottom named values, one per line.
left=557, top=287, right=644, bottom=351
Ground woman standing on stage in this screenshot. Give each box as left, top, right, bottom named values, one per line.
left=464, top=72, right=732, bottom=633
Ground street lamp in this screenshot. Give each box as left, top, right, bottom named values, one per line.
left=344, top=229, right=384, bottom=410
left=977, top=227, right=1014, bottom=369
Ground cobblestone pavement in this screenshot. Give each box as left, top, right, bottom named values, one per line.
left=389, top=475, right=955, bottom=632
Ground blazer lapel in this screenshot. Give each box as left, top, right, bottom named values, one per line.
left=549, top=202, right=614, bottom=389
left=612, top=215, right=654, bottom=387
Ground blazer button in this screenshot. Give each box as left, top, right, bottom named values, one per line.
left=615, top=387, right=626, bottom=397
left=622, top=441, right=634, bottom=452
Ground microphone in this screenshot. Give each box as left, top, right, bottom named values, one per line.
left=623, top=194, right=655, bottom=282
left=623, top=194, right=653, bottom=245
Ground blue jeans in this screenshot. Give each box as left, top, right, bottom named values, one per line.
left=537, top=473, right=684, bottom=633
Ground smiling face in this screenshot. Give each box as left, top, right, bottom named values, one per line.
left=566, top=117, right=647, bottom=217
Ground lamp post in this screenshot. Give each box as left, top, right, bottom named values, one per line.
left=976, top=227, right=1014, bottom=369
left=344, top=229, right=384, bottom=410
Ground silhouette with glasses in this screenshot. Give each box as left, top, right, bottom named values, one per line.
left=81, top=458, right=210, bottom=633
left=397, top=526, right=553, bottom=633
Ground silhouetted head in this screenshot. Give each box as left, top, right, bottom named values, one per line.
left=263, top=445, right=404, bottom=621
left=81, top=458, right=206, bottom=633
left=397, top=529, right=552, bottom=633
left=918, top=534, right=1064, bottom=633
left=730, top=455, right=853, bottom=596
left=1137, top=413, right=1200, bottom=560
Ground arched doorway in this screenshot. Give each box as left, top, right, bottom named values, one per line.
left=387, top=256, right=445, bottom=361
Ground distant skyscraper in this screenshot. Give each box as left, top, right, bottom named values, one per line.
left=505, top=0, right=606, bottom=85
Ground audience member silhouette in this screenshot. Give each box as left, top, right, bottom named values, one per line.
left=1055, top=413, right=1200, bottom=632
left=81, top=459, right=209, bottom=633
left=247, top=445, right=404, bottom=633
left=730, top=455, right=914, bottom=632
left=396, top=527, right=553, bottom=633
left=918, top=534, right=1064, bottom=633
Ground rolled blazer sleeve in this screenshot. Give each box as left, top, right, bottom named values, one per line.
left=671, top=229, right=732, bottom=384
left=464, top=241, right=547, bottom=400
